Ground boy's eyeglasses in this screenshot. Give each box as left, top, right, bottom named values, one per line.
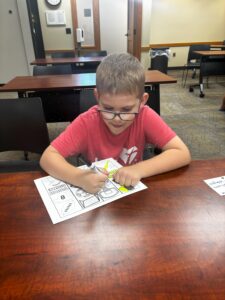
left=97, top=109, right=139, bottom=121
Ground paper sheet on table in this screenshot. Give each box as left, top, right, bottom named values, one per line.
left=204, top=176, right=225, bottom=196
left=34, top=158, right=147, bottom=224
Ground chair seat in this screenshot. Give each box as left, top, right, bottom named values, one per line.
left=186, top=62, right=200, bottom=69
left=0, top=160, right=42, bottom=173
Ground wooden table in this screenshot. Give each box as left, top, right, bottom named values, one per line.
left=0, top=70, right=177, bottom=115
left=190, top=50, right=225, bottom=97
left=210, top=45, right=225, bottom=49
left=30, top=56, right=104, bottom=65
left=1, top=159, right=225, bottom=299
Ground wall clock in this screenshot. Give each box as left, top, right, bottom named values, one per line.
left=45, top=0, right=62, bottom=7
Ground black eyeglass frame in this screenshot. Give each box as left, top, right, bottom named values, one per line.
left=97, top=99, right=141, bottom=121
left=97, top=109, right=139, bottom=121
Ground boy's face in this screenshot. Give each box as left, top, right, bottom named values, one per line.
left=96, top=92, right=148, bottom=135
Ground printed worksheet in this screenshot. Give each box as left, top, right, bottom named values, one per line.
left=34, top=158, right=147, bottom=223
left=204, top=176, right=225, bottom=196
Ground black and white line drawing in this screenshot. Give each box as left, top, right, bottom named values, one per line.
left=34, top=158, right=147, bottom=223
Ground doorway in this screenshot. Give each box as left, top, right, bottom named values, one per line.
left=127, top=0, right=142, bottom=60
left=71, top=0, right=142, bottom=55
left=26, top=0, right=45, bottom=58
left=26, top=0, right=143, bottom=57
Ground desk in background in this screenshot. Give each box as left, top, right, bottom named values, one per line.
left=210, top=45, right=225, bottom=50
left=0, top=71, right=177, bottom=118
left=31, top=56, right=104, bottom=74
left=30, top=57, right=104, bottom=65
left=1, top=159, right=225, bottom=298
left=190, top=50, right=225, bottom=97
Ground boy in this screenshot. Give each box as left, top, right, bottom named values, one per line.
left=40, top=53, right=191, bottom=194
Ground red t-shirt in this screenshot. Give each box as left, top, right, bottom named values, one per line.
left=51, top=105, right=176, bottom=166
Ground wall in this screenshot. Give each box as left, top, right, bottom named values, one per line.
left=38, top=0, right=127, bottom=54
left=0, top=0, right=30, bottom=83
left=37, top=0, right=75, bottom=51
left=1, top=0, right=225, bottom=83
left=148, top=0, right=225, bottom=67
left=141, top=0, right=152, bottom=69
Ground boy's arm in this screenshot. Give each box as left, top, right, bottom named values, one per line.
left=40, top=145, right=108, bottom=194
left=113, top=136, right=191, bottom=187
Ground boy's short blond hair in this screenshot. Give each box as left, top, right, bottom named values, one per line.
left=96, top=53, right=145, bottom=99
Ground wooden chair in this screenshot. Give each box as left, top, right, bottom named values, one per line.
left=33, top=65, right=72, bottom=76
left=80, top=50, right=107, bottom=57
left=72, top=50, right=107, bottom=74
left=51, top=52, right=75, bottom=58
left=30, top=65, right=80, bottom=122
left=0, top=97, right=50, bottom=172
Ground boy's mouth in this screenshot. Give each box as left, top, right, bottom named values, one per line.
left=110, top=123, right=124, bottom=128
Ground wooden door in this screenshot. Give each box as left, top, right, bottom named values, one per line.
left=71, top=0, right=100, bottom=50
left=127, top=0, right=142, bottom=60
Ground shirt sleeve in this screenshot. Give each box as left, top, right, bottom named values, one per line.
left=51, top=115, right=87, bottom=157
left=143, top=106, right=176, bottom=148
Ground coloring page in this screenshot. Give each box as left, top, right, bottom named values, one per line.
left=204, top=176, right=225, bottom=196
left=34, top=158, right=147, bottom=223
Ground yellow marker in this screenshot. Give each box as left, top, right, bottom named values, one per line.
left=119, top=186, right=129, bottom=193
left=108, top=169, right=117, bottom=178
left=103, top=160, right=109, bottom=171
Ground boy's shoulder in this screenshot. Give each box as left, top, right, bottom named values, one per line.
left=139, top=105, right=158, bottom=118
left=80, top=105, right=99, bottom=120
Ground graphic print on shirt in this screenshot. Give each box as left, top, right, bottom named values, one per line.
left=119, top=146, right=138, bottom=165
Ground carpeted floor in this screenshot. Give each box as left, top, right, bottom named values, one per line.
left=161, top=70, right=225, bottom=159
left=0, top=69, right=225, bottom=162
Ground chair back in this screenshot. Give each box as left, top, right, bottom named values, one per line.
left=33, top=65, right=72, bottom=76
left=80, top=50, right=107, bottom=57
left=51, top=52, right=75, bottom=58
left=187, top=44, right=210, bottom=62
left=32, top=66, right=79, bottom=122
left=0, top=97, right=50, bottom=154
left=79, top=89, right=97, bottom=113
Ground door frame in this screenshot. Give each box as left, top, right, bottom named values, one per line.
left=26, top=0, right=45, bottom=58
left=127, top=0, right=142, bottom=60
left=71, top=0, right=101, bottom=50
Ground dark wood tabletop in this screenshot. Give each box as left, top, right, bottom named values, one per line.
left=194, top=50, right=225, bottom=56
left=210, top=45, right=225, bottom=49
left=0, top=70, right=177, bottom=93
left=30, top=56, right=104, bottom=65
left=1, top=159, right=225, bottom=299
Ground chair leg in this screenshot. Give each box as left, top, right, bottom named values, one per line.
left=24, top=151, right=29, bottom=160
left=183, top=69, right=189, bottom=87
left=181, top=68, right=185, bottom=86
left=192, top=69, right=196, bottom=79
left=206, top=77, right=209, bottom=88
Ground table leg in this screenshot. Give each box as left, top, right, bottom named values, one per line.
left=145, top=84, right=160, bottom=115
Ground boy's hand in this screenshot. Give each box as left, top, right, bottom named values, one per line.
left=113, top=165, right=141, bottom=187
left=79, top=169, right=108, bottom=194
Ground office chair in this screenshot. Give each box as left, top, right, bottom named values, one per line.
left=31, top=65, right=80, bottom=122
left=72, top=50, right=107, bottom=74
left=79, top=89, right=97, bottom=114
left=182, top=44, right=210, bottom=87
left=0, top=97, right=50, bottom=172
left=51, top=52, right=75, bottom=58
left=80, top=50, right=107, bottom=57
left=33, top=65, right=72, bottom=76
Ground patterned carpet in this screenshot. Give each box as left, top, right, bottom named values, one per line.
left=0, top=70, right=225, bottom=162
left=161, top=70, right=225, bottom=159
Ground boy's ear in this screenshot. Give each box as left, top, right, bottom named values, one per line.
left=94, top=88, right=99, bottom=102
left=140, top=92, right=149, bottom=107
